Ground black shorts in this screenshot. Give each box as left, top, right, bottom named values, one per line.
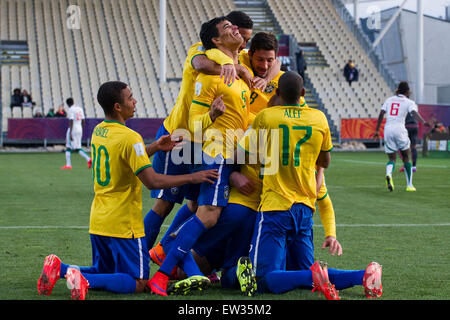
left=407, top=127, right=418, bottom=146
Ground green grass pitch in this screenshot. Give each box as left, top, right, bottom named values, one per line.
left=0, top=150, right=449, bottom=300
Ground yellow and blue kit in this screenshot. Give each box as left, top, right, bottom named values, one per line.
left=89, top=120, right=151, bottom=281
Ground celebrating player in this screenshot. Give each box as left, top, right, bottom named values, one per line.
left=37, top=82, right=219, bottom=299
left=144, top=11, right=254, bottom=253
left=148, top=16, right=251, bottom=296
left=235, top=72, right=382, bottom=300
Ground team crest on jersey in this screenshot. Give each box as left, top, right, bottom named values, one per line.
left=170, top=187, right=180, bottom=195
left=264, top=82, right=276, bottom=93
left=224, top=185, right=230, bottom=199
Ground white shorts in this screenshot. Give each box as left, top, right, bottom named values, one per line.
left=383, top=126, right=410, bottom=153
left=66, top=128, right=82, bottom=150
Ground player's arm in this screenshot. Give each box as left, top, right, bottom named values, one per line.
left=229, top=171, right=255, bottom=196
left=411, top=110, right=431, bottom=127
left=69, top=120, right=74, bottom=140
left=189, top=95, right=225, bottom=136
left=145, top=134, right=183, bottom=157
left=137, top=166, right=219, bottom=190
left=316, top=166, right=325, bottom=195
left=192, top=55, right=224, bottom=75
left=316, top=151, right=331, bottom=169
left=194, top=49, right=238, bottom=86
left=315, top=170, right=342, bottom=256
left=374, top=109, right=386, bottom=139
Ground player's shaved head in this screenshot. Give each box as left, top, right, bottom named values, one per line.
left=97, top=81, right=128, bottom=116
left=277, top=71, right=304, bottom=105
left=397, top=81, right=410, bottom=96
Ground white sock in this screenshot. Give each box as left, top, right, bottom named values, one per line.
left=78, top=149, right=91, bottom=162
left=386, top=162, right=395, bottom=176
left=65, top=151, right=72, bottom=167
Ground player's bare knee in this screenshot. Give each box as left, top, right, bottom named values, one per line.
left=192, top=250, right=212, bottom=275
left=196, top=206, right=221, bottom=229
left=135, top=279, right=148, bottom=293
left=187, top=200, right=198, bottom=213
left=152, top=199, right=175, bottom=218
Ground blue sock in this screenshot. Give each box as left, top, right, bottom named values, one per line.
left=328, top=268, right=365, bottom=290
left=160, top=203, right=195, bottom=248
left=179, top=251, right=203, bottom=277
left=82, top=273, right=137, bottom=294
left=60, top=262, right=69, bottom=279
left=220, top=266, right=238, bottom=289
left=144, top=209, right=165, bottom=249
left=259, top=270, right=312, bottom=294
left=159, top=215, right=207, bottom=275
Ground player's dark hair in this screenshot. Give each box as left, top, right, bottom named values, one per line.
left=226, top=11, right=253, bottom=29
left=278, top=71, right=304, bottom=104
left=397, top=81, right=410, bottom=95
left=66, top=98, right=74, bottom=106
left=200, top=16, right=228, bottom=50
left=249, top=32, right=278, bottom=55
left=97, top=81, right=128, bottom=116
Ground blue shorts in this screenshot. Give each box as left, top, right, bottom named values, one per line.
left=249, top=203, right=314, bottom=278
left=196, top=153, right=235, bottom=207
left=150, top=124, right=200, bottom=203
left=193, top=203, right=257, bottom=271
left=89, top=234, right=150, bottom=280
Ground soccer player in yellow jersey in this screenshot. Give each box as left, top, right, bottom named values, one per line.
left=236, top=72, right=382, bottom=299
left=148, top=16, right=252, bottom=296
left=37, top=82, right=219, bottom=299
left=145, top=11, right=254, bottom=251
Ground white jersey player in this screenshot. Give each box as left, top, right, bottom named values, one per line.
left=374, top=82, right=429, bottom=192
left=61, top=98, right=92, bottom=170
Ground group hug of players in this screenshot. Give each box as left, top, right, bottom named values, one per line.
left=37, top=11, right=382, bottom=300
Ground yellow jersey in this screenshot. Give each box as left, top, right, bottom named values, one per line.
left=163, top=42, right=234, bottom=137
left=189, top=72, right=250, bottom=159
left=239, top=104, right=333, bottom=212
left=89, top=121, right=152, bottom=239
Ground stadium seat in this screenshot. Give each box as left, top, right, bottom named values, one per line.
left=267, top=0, right=392, bottom=131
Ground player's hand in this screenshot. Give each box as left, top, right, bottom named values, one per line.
left=190, top=169, right=220, bottom=184
left=229, top=171, right=255, bottom=196
left=235, top=64, right=253, bottom=88
left=251, top=77, right=268, bottom=92
left=209, top=95, right=225, bottom=122
left=155, top=134, right=184, bottom=152
left=373, top=131, right=380, bottom=140
left=220, top=64, right=238, bottom=86
left=321, top=236, right=343, bottom=256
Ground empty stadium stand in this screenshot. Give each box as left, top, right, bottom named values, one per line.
left=267, top=0, right=394, bottom=131
left=1, top=0, right=395, bottom=138
left=1, top=0, right=234, bottom=131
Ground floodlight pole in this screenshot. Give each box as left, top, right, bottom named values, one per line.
left=159, top=0, right=167, bottom=83
left=353, top=0, right=359, bottom=25
left=416, top=0, right=424, bottom=103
